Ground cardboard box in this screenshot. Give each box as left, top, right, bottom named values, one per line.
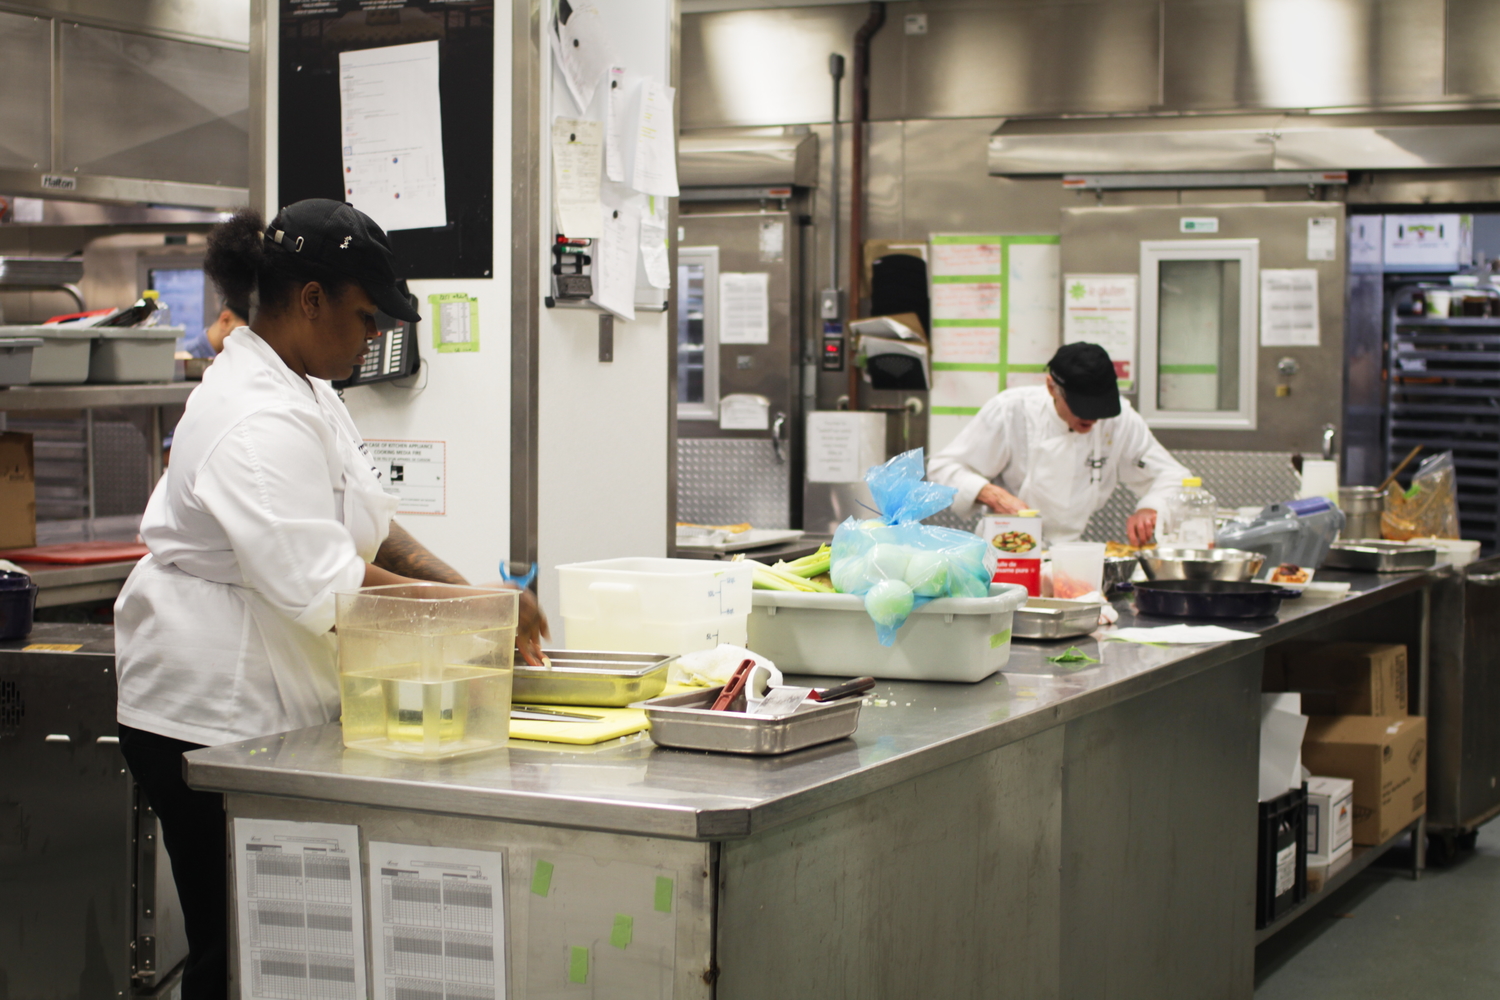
left=0, top=432, right=35, bottom=549
left=977, top=513, right=1042, bottom=596
left=1269, top=642, right=1408, bottom=716
left=1305, top=775, right=1355, bottom=866
left=1302, top=715, right=1427, bottom=846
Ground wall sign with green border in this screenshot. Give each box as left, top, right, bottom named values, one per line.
left=428, top=292, right=480, bottom=353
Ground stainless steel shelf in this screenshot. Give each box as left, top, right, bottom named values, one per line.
left=1254, top=817, right=1423, bottom=946
left=0, top=383, right=194, bottom=410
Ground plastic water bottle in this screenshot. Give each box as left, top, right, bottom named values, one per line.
left=1162, top=477, right=1218, bottom=548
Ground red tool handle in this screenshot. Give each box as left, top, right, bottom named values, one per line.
left=709, top=659, right=756, bottom=712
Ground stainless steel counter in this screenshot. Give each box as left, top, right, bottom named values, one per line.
left=184, top=567, right=1440, bottom=841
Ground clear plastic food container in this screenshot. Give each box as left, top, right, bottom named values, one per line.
left=336, top=583, right=518, bottom=759
left=556, top=557, right=751, bottom=655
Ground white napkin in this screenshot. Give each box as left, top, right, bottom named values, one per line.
left=1107, top=624, right=1257, bottom=644
left=669, top=644, right=783, bottom=697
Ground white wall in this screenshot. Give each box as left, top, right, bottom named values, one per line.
left=250, top=3, right=513, bottom=587
left=533, top=0, right=675, bottom=633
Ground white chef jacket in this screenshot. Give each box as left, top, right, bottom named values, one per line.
left=927, top=385, right=1190, bottom=542
left=115, top=328, right=398, bottom=747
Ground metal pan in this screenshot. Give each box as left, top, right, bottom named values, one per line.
left=1137, top=547, right=1266, bottom=582
left=1322, top=541, right=1437, bottom=573
left=1014, top=598, right=1101, bottom=640
left=1133, top=579, right=1300, bottom=620
left=633, top=687, right=862, bottom=755
left=513, top=649, right=673, bottom=706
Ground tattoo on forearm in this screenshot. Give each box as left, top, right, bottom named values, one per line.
left=374, top=521, right=469, bottom=585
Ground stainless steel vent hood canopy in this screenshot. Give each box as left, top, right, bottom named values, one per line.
left=989, top=111, right=1500, bottom=176
left=679, top=134, right=818, bottom=188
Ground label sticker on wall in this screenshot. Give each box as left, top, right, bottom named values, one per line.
left=428, top=293, right=479, bottom=353
left=1307, top=217, right=1338, bottom=261
left=366, top=439, right=447, bottom=515
left=1180, top=217, right=1219, bottom=234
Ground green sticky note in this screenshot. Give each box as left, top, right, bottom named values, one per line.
left=610, top=913, right=633, bottom=949
left=568, top=945, right=589, bottom=984
left=654, top=876, right=674, bottom=913
left=989, top=628, right=1012, bottom=649
left=531, top=860, right=553, bottom=897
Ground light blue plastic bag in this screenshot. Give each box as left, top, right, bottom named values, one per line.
left=830, top=448, right=990, bottom=646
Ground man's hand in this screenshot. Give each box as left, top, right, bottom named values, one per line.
left=516, top=589, right=550, bottom=666
left=976, top=483, right=1026, bottom=514
left=1127, top=508, right=1158, bottom=547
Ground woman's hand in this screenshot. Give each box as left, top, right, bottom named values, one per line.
left=516, top=588, right=550, bottom=666
left=977, top=483, right=1026, bottom=514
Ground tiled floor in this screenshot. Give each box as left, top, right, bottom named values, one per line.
left=1256, top=822, right=1500, bottom=997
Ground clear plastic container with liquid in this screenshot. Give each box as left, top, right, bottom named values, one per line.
left=336, top=583, right=518, bottom=759
left=1159, top=477, right=1218, bottom=548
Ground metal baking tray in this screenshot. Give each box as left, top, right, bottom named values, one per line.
left=513, top=649, right=673, bottom=706
left=633, top=687, right=862, bottom=755
left=1322, top=541, right=1438, bottom=573
left=1014, top=598, right=1101, bottom=640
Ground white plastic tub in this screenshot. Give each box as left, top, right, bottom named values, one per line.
left=556, top=557, right=752, bottom=655
left=0, top=338, right=42, bottom=386
left=89, top=327, right=180, bottom=383
left=747, top=583, right=1029, bottom=682
left=0, top=326, right=94, bottom=383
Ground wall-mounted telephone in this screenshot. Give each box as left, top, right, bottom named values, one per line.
left=333, top=281, right=420, bottom=389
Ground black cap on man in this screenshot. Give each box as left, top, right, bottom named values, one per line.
left=1047, top=342, right=1122, bottom=420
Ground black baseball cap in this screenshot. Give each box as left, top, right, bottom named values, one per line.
left=1047, top=342, right=1121, bottom=420
left=264, top=199, right=421, bottom=323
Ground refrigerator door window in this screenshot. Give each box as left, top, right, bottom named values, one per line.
left=677, top=246, right=720, bottom=421
left=1139, top=239, right=1259, bottom=430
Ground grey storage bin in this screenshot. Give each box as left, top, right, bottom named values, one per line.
left=88, top=327, right=181, bottom=383
left=0, top=326, right=95, bottom=383
left=0, top=338, right=43, bottom=386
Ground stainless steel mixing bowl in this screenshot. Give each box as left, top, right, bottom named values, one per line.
left=1137, top=547, right=1266, bottom=582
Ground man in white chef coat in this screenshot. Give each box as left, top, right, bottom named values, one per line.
left=927, top=342, right=1190, bottom=546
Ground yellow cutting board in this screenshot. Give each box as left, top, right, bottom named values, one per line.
left=507, top=685, right=701, bottom=746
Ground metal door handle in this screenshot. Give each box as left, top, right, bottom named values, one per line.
left=44, top=734, right=70, bottom=743
left=1468, top=572, right=1500, bottom=586
left=1321, top=424, right=1336, bottom=461
left=771, top=412, right=786, bottom=464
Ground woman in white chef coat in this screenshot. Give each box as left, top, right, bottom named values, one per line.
left=927, top=342, right=1190, bottom=546
left=113, top=200, right=546, bottom=1000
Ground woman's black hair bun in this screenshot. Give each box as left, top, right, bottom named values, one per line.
left=204, top=208, right=265, bottom=318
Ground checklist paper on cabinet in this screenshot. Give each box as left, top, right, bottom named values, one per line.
left=369, top=842, right=508, bottom=1000
left=233, top=819, right=367, bottom=1000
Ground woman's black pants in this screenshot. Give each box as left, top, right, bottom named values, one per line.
left=119, top=724, right=227, bottom=1000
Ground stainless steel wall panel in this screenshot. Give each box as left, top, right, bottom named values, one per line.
left=1447, top=0, right=1500, bottom=98
left=0, top=11, right=51, bottom=171
left=676, top=437, right=791, bottom=529
left=990, top=124, right=1277, bottom=175
left=1347, top=170, right=1500, bottom=205
left=60, top=23, right=250, bottom=188
left=880, top=0, right=1159, bottom=120
left=863, top=119, right=904, bottom=239
left=680, top=6, right=863, bottom=128
left=905, top=118, right=1073, bottom=235
left=1369, top=0, right=1446, bottom=103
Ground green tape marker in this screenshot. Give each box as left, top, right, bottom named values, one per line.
left=989, top=628, right=1012, bottom=649
left=530, top=860, right=553, bottom=897
left=610, top=914, right=633, bottom=949
left=654, top=876, right=674, bottom=913
left=568, top=945, right=589, bottom=984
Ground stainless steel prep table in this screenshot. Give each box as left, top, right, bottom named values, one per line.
left=185, top=568, right=1442, bottom=1000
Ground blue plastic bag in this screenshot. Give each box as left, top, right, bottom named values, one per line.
left=830, top=448, right=991, bottom=646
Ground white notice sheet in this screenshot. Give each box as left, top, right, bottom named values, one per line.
left=366, top=439, right=447, bottom=515
left=1260, top=269, right=1320, bottom=347
left=592, top=195, right=641, bottom=320
left=552, top=1, right=616, bottom=112
left=718, top=272, right=770, bottom=344
left=339, top=42, right=446, bottom=233
left=604, top=66, right=634, bottom=183
left=639, top=195, right=671, bottom=289
left=234, top=818, right=366, bottom=1000
left=369, top=841, right=507, bottom=1000
left=630, top=79, right=679, bottom=197
left=551, top=118, right=603, bottom=239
